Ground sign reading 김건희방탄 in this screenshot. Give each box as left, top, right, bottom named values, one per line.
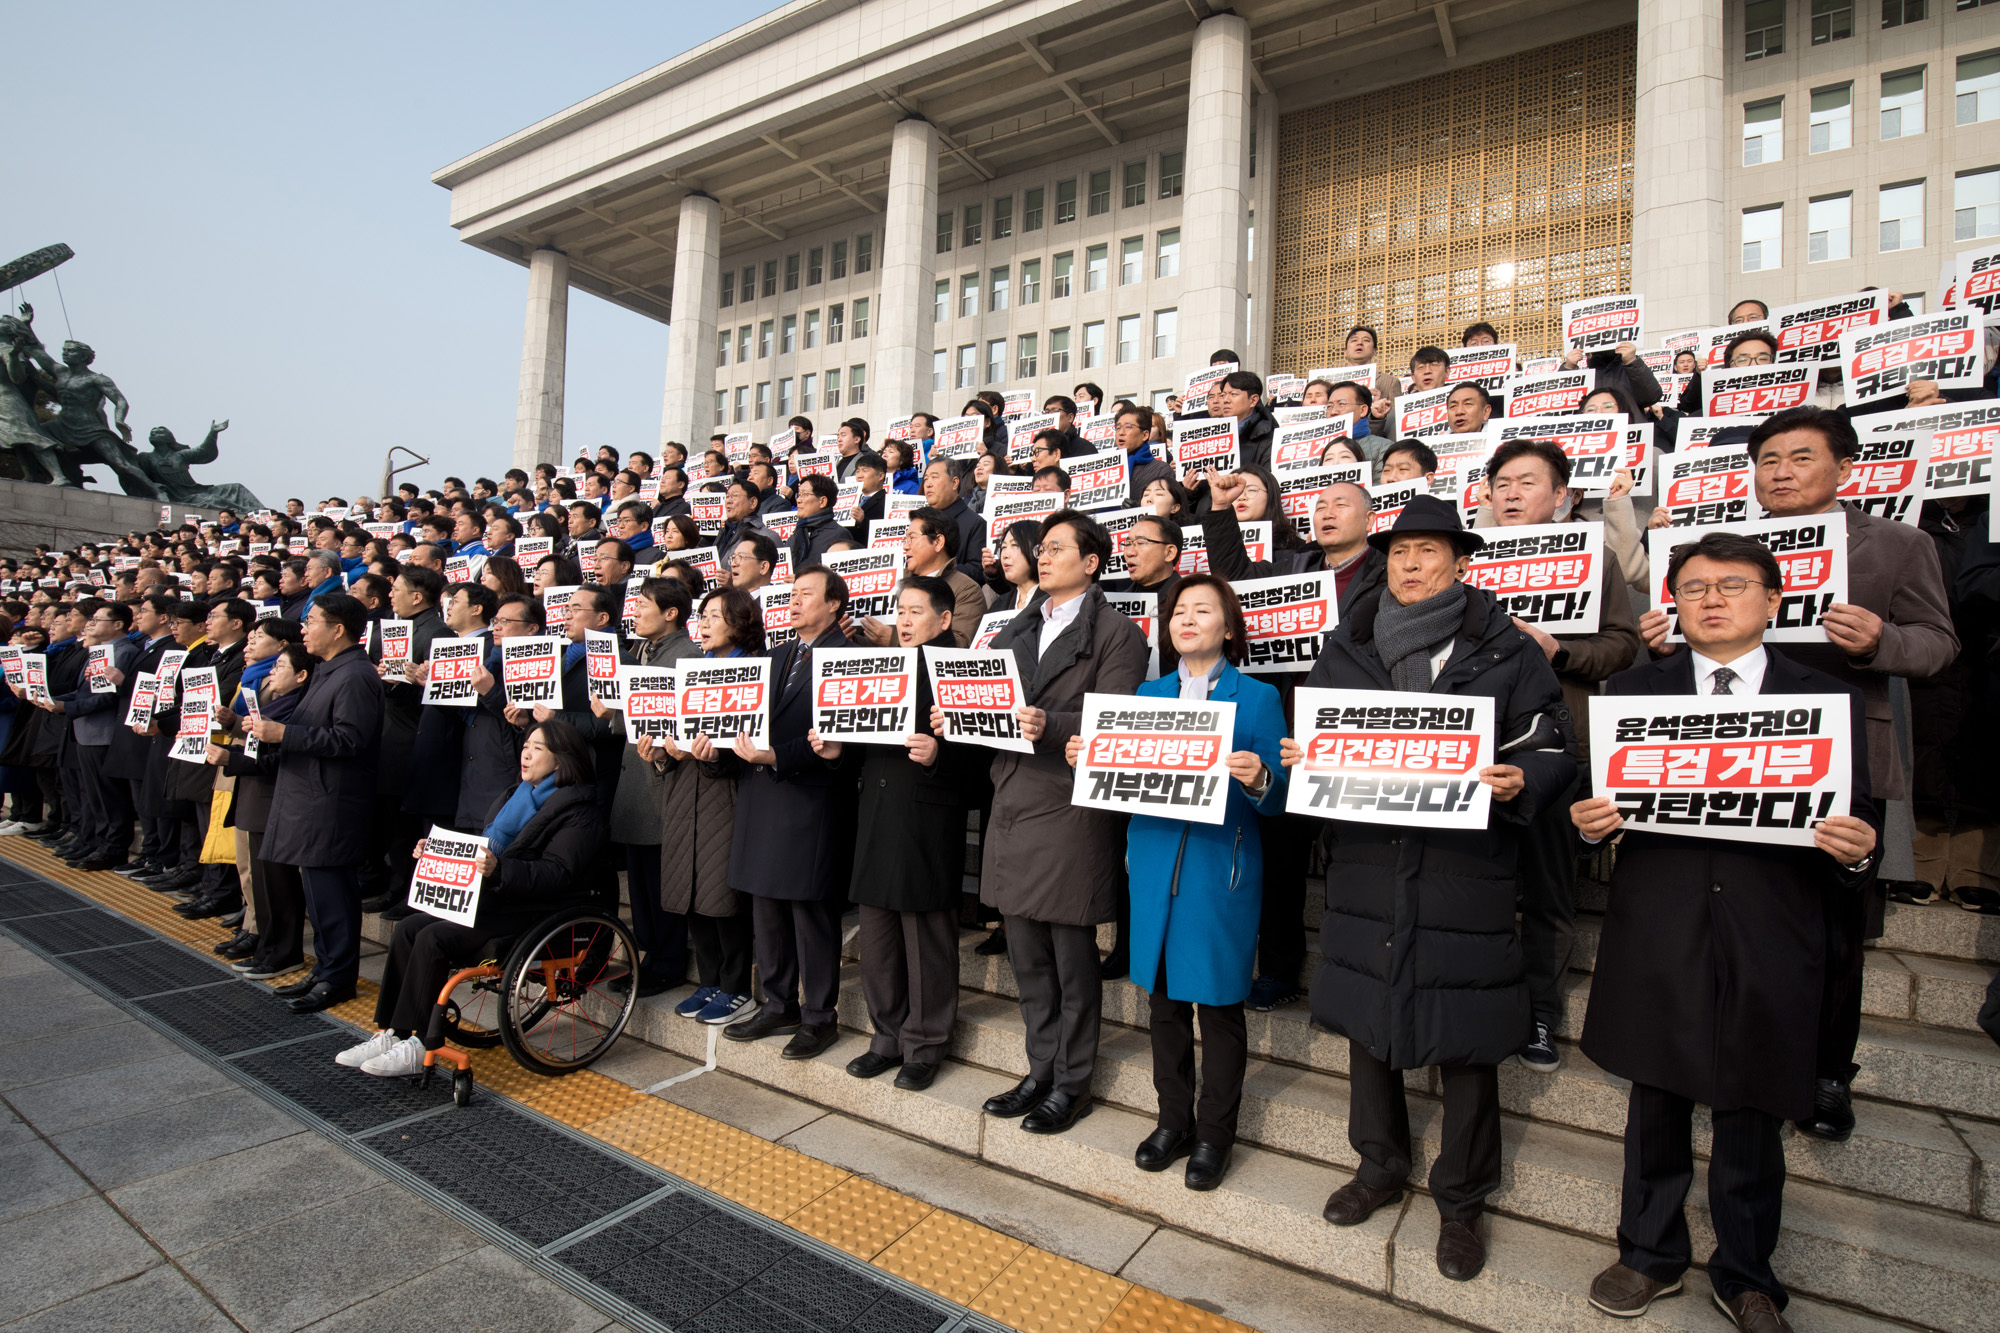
left=1284, top=688, right=1495, bottom=829
left=1646, top=511, right=1848, bottom=643
left=409, top=828, right=488, bottom=928
left=1463, top=522, right=1605, bottom=633
left=923, top=647, right=1033, bottom=753
left=1071, top=693, right=1236, bottom=825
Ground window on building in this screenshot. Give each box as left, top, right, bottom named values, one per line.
left=848, top=364, right=866, bottom=405
left=801, top=372, right=816, bottom=413
left=1882, top=69, right=1926, bottom=138
left=829, top=304, right=845, bottom=343
left=1052, top=252, right=1074, bottom=299
left=956, top=344, right=976, bottom=389
left=1017, top=332, right=1038, bottom=379
left=826, top=368, right=841, bottom=409
left=962, top=204, right=983, bottom=248
left=1808, top=194, right=1852, bottom=262
left=1957, top=167, right=2000, bottom=240
left=1120, top=237, right=1142, bottom=284
left=993, top=195, right=1013, bottom=240
left=1021, top=258, right=1041, bottom=304
left=1085, top=244, right=1108, bottom=293
left=1088, top=170, right=1111, bottom=216
left=986, top=339, right=1005, bottom=384
left=1153, top=309, right=1177, bottom=360
left=804, top=309, right=820, bottom=349
left=755, top=381, right=770, bottom=419
left=931, top=350, right=947, bottom=394
left=737, top=325, right=751, bottom=361
left=1055, top=178, right=1078, bottom=224
left=778, top=377, right=794, bottom=418
left=1743, top=204, right=1783, bottom=270
left=733, top=385, right=748, bottom=423
left=1743, top=98, right=1784, bottom=165
left=716, top=330, right=730, bottom=368
left=936, top=211, right=953, bottom=254
left=785, top=254, right=801, bottom=291
left=852, top=297, right=869, bottom=338
left=807, top=247, right=823, bottom=285
left=741, top=266, right=756, bottom=301
left=1960, top=53, right=2000, bottom=125
left=831, top=240, right=848, bottom=279
left=960, top=272, right=979, bottom=319
left=1247, top=210, right=1255, bottom=263
left=1116, top=315, right=1140, bottom=363
left=719, top=269, right=735, bottom=307
left=1123, top=161, right=1147, bottom=207
left=762, top=261, right=778, bottom=297
left=1882, top=0, right=1925, bottom=24
left=990, top=266, right=1010, bottom=312
left=780, top=314, right=797, bottom=354
left=1811, top=0, right=1852, bottom=43
left=715, top=390, right=727, bottom=427
left=855, top=232, right=873, bottom=273
left=1156, top=228, right=1181, bottom=277
left=1810, top=85, right=1852, bottom=152
left=1023, top=187, right=1045, bottom=231
left=758, top=320, right=773, bottom=358
left=934, top=279, right=950, bottom=323
left=1081, top=321, right=1105, bottom=370
left=1159, top=152, right=1184, bottom=198
left=1879, top=181, right=1925, bottom=250
left=1048, top=326, right=1071, bottom=375
left=1745, top=0, right=1784, bottom=58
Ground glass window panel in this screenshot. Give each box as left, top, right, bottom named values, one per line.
left=1159, top=152, right=1183, bottom=198
left=1153, top=308, right=1177, bottom=360
left=1055, top=178, right=1077, bottom=224
left=1960, top=53, right=2000, bottom=125
left=1882, top=69, right=1926, bottom=139
left=1156, top=228, right=1181, bottom=277
left=1052, top=252, right=1074, bottom=298
left=1879, top=181, right=1925, bottom=251
left=1017, top=332, right=1038, bottom=379
left=1809, top=85, right=1852, bottom=153
left=1048, top=326, right=1071, bottom=375
left=1807, top=194, right=1851, bottom=262
left=963, top=203, right=983, bottom=247
left=990, top=265, right=1010, bottom=312
left=1742, top=205, right=1783, bottom=270
left=1085, top=244, right=1108, bottom=292
left=1743, top=98, right=1783, bottom=165
left=1123, top=161, right=1147, bottom=207
left=1023, top=187, right=1044, bottom=230
left=1116, top=315, right=1139, bottom=363
left=1082, top=320, right=1105, bottom=370
left=993, top=195, right=1013, bottom=239
left=1021, top=259, right=1041, bottom=304
left=1088, top=170, right=1111, bottom=216
left=1120, top=237, right=1142, bottom=284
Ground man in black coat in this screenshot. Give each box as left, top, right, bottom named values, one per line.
left=104, top=592, right=179, bottom=878
left=1572, top=532, right=1877, bottom=1332
left=1284, top=495, right=1575, bottom=1284
left=788, top=475, right=851, bottom=567
left=922, top=458, right=987, bottom=584
left=255, top=594, right=385, bottom=1013
left=364, top=565, right=449, bottom=919
left=459, top=593, right=537, bottom=831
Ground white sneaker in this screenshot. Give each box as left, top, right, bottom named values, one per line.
left=0, top=821, right=30, bottom=836
left=335, top=1029, right=401, bottom=1068
left=360, top=1035, right=428, bottom=1078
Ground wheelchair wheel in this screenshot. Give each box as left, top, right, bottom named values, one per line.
left=440, top=977, right=505, bottom=1049
left=497, top=911, right=639, bottom=1075
left=452, top=1069, right=474, bottom=1107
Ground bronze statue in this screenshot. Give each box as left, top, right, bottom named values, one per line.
left=139, top=421, right=264, bottom=511
left=25, top=340, right=162, bottom=499
left=0, top=310, right=70, bottom=485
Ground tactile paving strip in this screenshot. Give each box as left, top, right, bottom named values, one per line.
left=4, top=905, right=152, bottom=955
left=61, top=938, right=238, bottom=999
left=0, top=881, right=86, bottom=919
left=135, top=978, right=338, bottom=1055
left=233, top=1031, right=455, bottom=1132
left=874, top=1213, right=1027, bottom=1307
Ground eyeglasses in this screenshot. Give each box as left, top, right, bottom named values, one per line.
left=1039, top=541, right=1078, bottom=558
left=1727, top=352, right=1775, bottom=367
left=1672, top=577, right=1767, bottom=600
left=1123, top=535, right=1172, bottom=550
left=493, top=615, right=535, bottom=628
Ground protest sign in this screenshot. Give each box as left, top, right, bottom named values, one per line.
left=1588, top=695, right=1852, bottom=847
left=85, top=644, right=116, bottom=694
left=1066, top=449, right=1130, bottom=511
left=970, top=608, right=1018, bottom=650
left=933, top=414, right=985, bottom=460
left=1103, top=590, right=1160, bottom=677
left=19, top=653, right=49, bottom=706
left=1007, top=412, right=1060, bottom=466
left=1284, top=688, right=1494, bottom=829
left=500, top=635, right=564, bottom=707
left=756, top=584, right=794, bottom=646
left=1836, top=429, right=1929, bottom=526
left=884, top=493, right=927, bottom=516
left=869, top=518, right=911, bottom=550
left=985, top=491, right=1065, bottom=552
left=1772, top=290, right=1889, bottom=363
left=985, top=474, right=1037, bottom=499
left=1504, top=369, right=1593, bottom=417
left=514, top=536, right=555, bottom=564
left=812, top=648, right=918, bottom=743
left=444, top=555, right=482, bottom=585
left=1071, top=693, right=1236, bottom=826
left=925, top=647, right=1034, bottom=752
left=1563, top=295, right=1644, bottom=351
left=379, top=618, right=413, bottom=666
left=676, top=545, right=723, bottom=586
left=1519, top=356, right=1565, bottom=376
left=822, top=548, right=904, bottom=621
left=1097, top=507, right=1149, bottom=579
left=884, top=415, right=916, bottom=442
left=1273, top=404, right=1327, bottom=426
left=1703, top=363, right=1815, bottom=418
left=621, top=666, right=678, bottom=743
left=1315, top=363, right=1375, bottom=388
left=1367, top=480, right=1425, bottom=533
left=1168, top=417, right=1240, bottom=479
left=241, top=684, right=262, bottom=760
left=619, top=583, right=642, bottom=637
left=678, top=658, right=770, bottom=742
left=721, top=430, right=754, bottom=465
left=1680, top=416, right=1765, bottom=449
left=1078, top=413, right=1117, bottom=449
left=1957, top=240, right=2000, bottom=319
left=690, top=492, right=725, bottom=535
left=1231, top=571, right=1338, bottom=673
left=124, top=672, right=159, bottom=729
left=763, top=511, right=801, bottom=544
left=1859, top=401, right=2000, bottom=517
left=1839, top=310, right=1984, bottom=405
left=1487, top=414, right=1625, bottom=492
left=584, top=629, right=623, bottom=705
left=1271, top=417, right=1359, bottom=472
left=1276, top=464, right=1366, bottom=539
left=1266, top=372, right=1305, bottom=404
left=171, top=667, right=217, bottom=764
left=1659, top=447, right=1757, bottom=527
left=1698, top=320, right=1774, bottom=368
left=793, top=450, right=837, bottom=480
left=1620, top=424, right=1654, bottom=495
left=1646, top=511, right=1847, bottom=642
left=1393, top=386, right=1453, bottom=438
left=1183, top=364, right=1234, bottom=406
left=155, top=649, right=187, bottom=698
left=541, top=586, right=581, bottom=637
left=1445, top=344, right=1518, bottom=392
left=1464, top=522, right=1605, bottom=633
left=409, top=829, right=488, bottom=928
left=1178, top=521, right=1269, bottom=576
left=1002, top=388, right=1038, bottom=418
left=423, top=638, right=482, bottom=707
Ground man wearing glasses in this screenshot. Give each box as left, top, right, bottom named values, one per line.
left=1574, top=530, right=1876, bottom=1333
left=847, top=507, right=988, bottom=649
left=50, top=600, right=142, bottom=871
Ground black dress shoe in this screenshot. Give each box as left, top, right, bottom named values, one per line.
left=151, top=868, right=202, bottom=894
left=359, top=892, right=401, bottom=913
left=286, top=981, right=356, bottom=1014
left=781, top=1023, right=837, bottom=1061
left=1098, top=947, right=1129, bottom=981
left=723, top=1007, right=801, bottom=1043
left=894, top=1062, right=938, bottom=1091
left=219, top=933, right=259, bottom=961
left=1795, top=1078, right=1855, bottom=1142
left=114, top=861, right=158, bottom=879
left=212, top=929, right=246, bottom=955
left=79, top=856, right=127, bottom=873
left=973, top=928, right=1008, bottom=956
left=983, top=1075, right=1051, bottom=1118
left=272, top=975, right=321, bottom=998
left=377, top=903, right=416, bottom=922
left=219, top=909, right=245, bottom=928
left=1436, top=1217, right=1486, bottom=1281
left=1134, top=1126, right=1195, bottom=1172
left=1323, top=1178, right=1404, bottom=1226
left=1184, top=1142, right=1231, bottom=1191
left=1022, top=1090, right=1092, bottom=1135
left=846, top=1050, right=903, bottom=1079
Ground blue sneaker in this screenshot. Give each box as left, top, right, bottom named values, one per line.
left=1246, top=976, right=1301, bottom=1012
left=674, top=986, right=719, bottom=1019
left=696, top=992, right=753, bottom=1025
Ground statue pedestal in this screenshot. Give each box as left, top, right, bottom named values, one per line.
left=0, top=480, right=218, bottom=557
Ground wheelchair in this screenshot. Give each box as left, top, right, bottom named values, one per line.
left=417, top=908, right=640, bottom=1107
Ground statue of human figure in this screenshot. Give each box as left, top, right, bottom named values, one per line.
left=0, top=307, right=74, bottom=485
left=24, top=339, right=162, bottom=499
left=140, top=420, right=265, bottom=511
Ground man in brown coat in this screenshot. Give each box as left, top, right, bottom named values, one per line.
left=975, top=510, right=1148, bottom=1134
left=1640, top=405, right=1957, bottom=1141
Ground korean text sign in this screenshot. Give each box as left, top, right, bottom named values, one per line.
left=678, top=658, right=770, bottom=742
left=1646, top=511, right=1848, bottom=643
left=409, top=828, right=488, bottom=928
left=1229, top=571, right=1338, bottom=674
left=1284, top=688, right=1495, bottom=829
left=1071, top=693, right=1237, bottom=826
left=924, top=648, right=1033, bottom=753
left=1464, top=522, right=1604, bottom=633
left=811, top=648, right=918, bottom=743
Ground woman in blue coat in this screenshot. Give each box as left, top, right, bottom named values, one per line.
left=1073, top=573, right=1287, bottom=1191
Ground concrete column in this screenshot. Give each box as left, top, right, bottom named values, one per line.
left=873, top=117, right=939, bottom=418
left=660, top=192, right=723, bottom=452
left=512, top=247, right=569, bottom=471
left=1246, top=91, right=1280, bottom=376
left=1178, top=13, right=1252, bottom=387
left=1631, top=0, right=1725, bottom=338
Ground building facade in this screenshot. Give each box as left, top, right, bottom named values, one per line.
left=432, top=0, right=2000, bottom=468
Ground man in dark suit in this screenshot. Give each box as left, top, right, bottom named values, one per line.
left=1577, top=531, right=1878, bottom=1333
left=922, top=457, right=987, bottom=584
left=721, top=565, right=853, bottom=1060
left=105, top=592, right=179, bottom=879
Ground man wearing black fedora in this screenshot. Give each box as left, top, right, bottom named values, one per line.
left=1281, top=494, right=1576, bottom=1282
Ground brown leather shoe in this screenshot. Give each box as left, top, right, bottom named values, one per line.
left=1588, top=1262, right=1682, bottom=1317
left=1435, top=1217, right=1485, bottom=1281
left=1713, top=1289, right=1793, bottom=1332
left=1321, top=1177, right=1403, bottom=1226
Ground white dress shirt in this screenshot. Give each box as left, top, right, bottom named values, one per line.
left=1689, top=645, right=1768, bottom=696
left=1039, top=591, right=1086, bottom=657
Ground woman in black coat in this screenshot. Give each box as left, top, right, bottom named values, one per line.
left=211, top=637, right=311, bottom=978
left=337, top=719, right=604, bottom=1078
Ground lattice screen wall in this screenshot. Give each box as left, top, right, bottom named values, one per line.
left=1271, top=26, right=1636, bottom=375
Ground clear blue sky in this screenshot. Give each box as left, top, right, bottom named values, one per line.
left=6, top=1, right=774, bottom=508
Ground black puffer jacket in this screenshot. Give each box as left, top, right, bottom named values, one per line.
left=1305, top=583, right=1576, bottom=1070
left=475, top=782, right=612, bottom=934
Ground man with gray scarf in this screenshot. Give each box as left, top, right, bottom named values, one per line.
left=1282, top=494, right=1576, bottom=1284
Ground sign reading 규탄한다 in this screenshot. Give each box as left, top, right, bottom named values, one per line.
left=811, top=647, right=917, bottom=743
left=423, top=638, right=482, bottom=707
left=1284, top=687, right=1495, bottom=830
left=1071, top=693, right=1236, bottom=826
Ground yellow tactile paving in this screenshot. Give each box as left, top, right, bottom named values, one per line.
left=712, top=1143, right=851, bottom=1220
left=1098, top=1287, right=1253, bottom=1333
left=971, top=1246, right=1134, bottom=1333
left=873, top=1209, right=1027, bottom=1305
left=790, top=1174, right=933, bottom=1261
left=586, top=1097, right=776, bottom=1186
left=326, top=981, right=380, bottom=1026
left=493, top=1064, right=643, bottom=1128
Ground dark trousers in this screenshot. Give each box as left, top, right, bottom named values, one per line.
left=1347, top=1040, right=1501, bottom=1222
left=375, top=912, right=510, bottom=1042
left=1517, top=783, right=1580, bottom=1028
left=688, top=907, right=753, bottom=995
left=300, top=864, right=363, bottom=989
left=129, top=780, right=157, bottom=861
left=36, top=768, right=64, bottom=833
left=1816, top=883, right=1867, bottom=1085
left=1005, top=914, right=1102, bottom=1099
left=78, top=747, right=131, bottom=858
left=246, top=832, right=304, bottom=969
left=1255, top=812, right=1315, bottom=984
left=858, top=904, right=958, bottom=1064
left=624, top=844, right=687, bottom=983
left=751, top=894, right=840, bottom=1025
left=1618, top=1082, right=1789, bottom=1308
left=1148, top=984, right=1248, bottom=1147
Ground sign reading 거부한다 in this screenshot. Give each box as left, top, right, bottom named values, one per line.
left=621, top=666, right=678, bottom=743
left=1838, top=311, right=1984, bottom=405
left=501, top=635, right=564, bottom=707
left=1283, top=687, right=1495, bottom=829
left=812, top=648, right=917, bottom=743
left=1588, top=695, right=1851, bottom=848
left=1230, top=571, right=1338, bottom=674
left=409, top=828, right=487, bottom=928
left=1834, top=430, right=1929, bottom=527
left=1071, top=693, right=1237, bottom=826
left=1463, top=522, right=1604, bottom=633
left=1646, top=511, right=1848, bottom=644
left=1563, top=295, right=1644, bottom=351
left=924, top=647, right=1032, bottom=753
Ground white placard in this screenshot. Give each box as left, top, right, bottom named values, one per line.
left=1229, top=570, right=1339, bottom=674
left=1487, top=414, right=1627, bottom=493
left=1505, top=370, right=1594, bottom=418
left=926, top=646, right=1033, bottom=752
left=584, top=629, right=623, bottom=705
left=1071, top=692, right=1236, bottom=826
left=1285, top=687, right=1495, bottom=829
left=424, top=638, right=483, bottom=707
left=1658, top=448, right=1758, bottom=527
left=677, top=657, right=771, bottom=741
left=820, top=548, right=904, bottom=621
left=1836, top=429, right=1929, bottom=526
left=1837, top=311, right=1985, bottom=405
left=409, top=828, right=488, bottom=928
left=1563, top=295, right=1644, bottom=352
left=1393, top=386, right=1453, bottom=439
left=811, top=647, right=918, bottom=743
left=1772, top=290, right=1890, bottom=363
left=1168, top=417, right=1240, bottom=480
left=1646, top=511, right=1848, bottom=643
left=621, top=664, right=678, bottom=742
left=1464, top=522, right=1605, bottom=633
left=1703, top=363, right=1815, bottom=418
left=1064, top=449, right=1130, bottom=512
left=500, top=635, right=565, bottom=707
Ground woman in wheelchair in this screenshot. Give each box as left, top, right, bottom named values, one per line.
left=337, top=719, right=604, bottom=1076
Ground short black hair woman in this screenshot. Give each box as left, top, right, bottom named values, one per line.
left=336, top=718, right=604, bottom=1076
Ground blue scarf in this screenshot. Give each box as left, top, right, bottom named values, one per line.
left=234, top=655, right=277, bottom=715
left=562, top=641, right=588, bottom=675
left=484, top=773, right=559, bottom=855
left=1130, top=441, right=1157, bottom=466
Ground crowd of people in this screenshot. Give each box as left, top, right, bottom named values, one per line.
left=2, top=292, right=1997, bottom=1333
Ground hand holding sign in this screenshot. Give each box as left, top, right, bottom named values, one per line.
left=1822, top=602, right=1884, bottom=656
